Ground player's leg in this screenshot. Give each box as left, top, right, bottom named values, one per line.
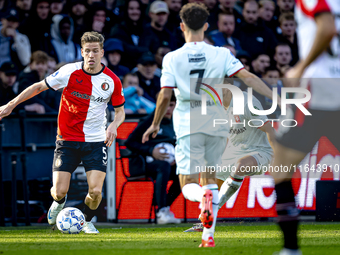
left=82, top=169, right=106, bottom=234
left=48, top=140, right=80, bottom=225
left=271, top=143, right=306, bottom=253
left=218, top=155, right=258, bottom=209
left=81, top=142, right=107, bottom=234
left=198, top=135, right=227, bottom=247
left=48, top=171, right=71, bottom=225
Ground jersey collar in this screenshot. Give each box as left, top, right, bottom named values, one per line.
left=82, top=62, right=105, bottom=76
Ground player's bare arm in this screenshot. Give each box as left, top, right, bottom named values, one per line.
left=235, top=69, right=281, bottom=107
left=142, top=88, right=173, bottom=143
left=259, top=122, right=276, bottom=154
left=0, top=80, right=48, bottom=120
left=105, top=105, right=125, bottom=147
left=286, top=12, right=337, bottom=79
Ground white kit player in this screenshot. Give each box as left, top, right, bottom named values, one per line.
left=270, top=0, right=340, bottom=254
left=184, top=89, right=276, bottom=233
left=0, top=32, right=125, bottom=233
left=142, top=3, right=275, bottom=247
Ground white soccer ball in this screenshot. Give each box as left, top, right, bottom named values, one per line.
left=155, top=142, right=175, bottom=164
left=56, top=207, right=85, bottom=234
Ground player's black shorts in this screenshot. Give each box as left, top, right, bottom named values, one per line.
left=52, top=140, right=108, bottom=173
left=276, top=107, right=340, bottom=153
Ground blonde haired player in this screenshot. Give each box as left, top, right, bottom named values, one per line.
left=0, top=31, right=125, bottom=233
left=142, top=3, right=275, bottom=247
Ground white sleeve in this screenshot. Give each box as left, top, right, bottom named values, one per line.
left=223, top=48, right=244, bottom=77
left=245, top=95, right=269, bottom=125
left=45, top=63, right=77, bottom=91
left=160, top=53, right=176, bottom=88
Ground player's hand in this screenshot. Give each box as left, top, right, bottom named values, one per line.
left=152, top=147, right=169, bottom=161
left=0, top=103, right=14, bottom=120
left=142, top=124, right=160, bottom=143
left=105, top=123, right=118, bottom=147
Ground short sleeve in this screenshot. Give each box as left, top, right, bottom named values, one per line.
left=45, top=63, right=77, bottom=91
left=161, top=53, right=176, bottom=89
left=298, top=0, right=331, bottom=17
left=224, top=48, right=244, bottom=77
left=245, top=95, right=269, bottom=127
left=111, top=75, right=125, bottom=108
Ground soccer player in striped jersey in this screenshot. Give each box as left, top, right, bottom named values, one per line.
left=0, top=31, right=125, bottom=233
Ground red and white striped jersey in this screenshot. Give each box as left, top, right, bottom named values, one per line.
left=295, top=0, right=340, bottom=110
left=45, top=62, right=125, bottom=142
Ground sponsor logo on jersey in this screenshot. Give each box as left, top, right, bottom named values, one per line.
left=76, top=79, right=83, bottom=84
left=188, top=53, right=206, bottom=63
left=101, top=82, right=109, bottom=91
left=71, top=91, right=106, bottom=102
left=52, top=71, right=59, bottom=77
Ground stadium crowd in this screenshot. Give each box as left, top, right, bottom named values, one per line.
left=0, top=0, right=296, bottom=116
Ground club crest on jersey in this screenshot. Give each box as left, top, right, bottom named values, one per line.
left=101, top=82, right=109, bottom=91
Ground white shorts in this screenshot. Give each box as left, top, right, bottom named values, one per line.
left=175, top=133, right=227, bottom=176
left=216, top=150, right=273, bottom=181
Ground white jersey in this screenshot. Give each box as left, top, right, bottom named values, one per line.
left=295, top=0, right=340, bottom=110
left=161, top=41, right=244, bottom=139
left=223, top=92, right=273, bottom=159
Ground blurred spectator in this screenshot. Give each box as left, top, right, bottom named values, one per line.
left=145, top=1, right=176, bottom=51
left=51, top=14, right=82, bottom=63
left=0, top=8, right=31, bottom=70
left=87, top=0, right=102, bottom=5
left=224, top=44, right=236, bottom=56
left=277, top=12, right=299, bottom=65
left=50, top=0, right=65, bottom=16
left=86, top=3, right=111, bottom=38
left=110, top=0, right=158, bottom=69
left=233, top=0, right=277, bottom=58
left=0, top=61, right=18, bottom=105
left=204, top=0, right=217, bottom=12
left=250, top=53, right=270, bottom=77
left=104, top=38, right=130, bottom=80
left=122, top=73, right=155, bottom=114
left=203, top=35, right=214, bottom=45
left=236, top=50, right=251, bottom=71
left=19, top=0, right=56, bottom=58
left=135, top=52, right=160, bottom=103
left=15, top=0, right=32, bottom=24
left=0, top=0, right=12, bottom=21
left=104, top=0, right=121, bottom=26
left=69, top=0, right=88, bottom=45
left=154, top=44, right=171, bottom=77
left=18, top=51, right=61, bottom=114
left=208, top=0, right=243, bottom=31
left=47, top=56, right=57, bottom=76
left=277, top=0, right=294, bottom=13
left=125, top=93, right=181, bottom=224
left=274, top=43, right=292, bottom=74
left=164, top=0, right=182, bottom=33
left=209, top=11, right=242, bottom=50
left=273, top=0, right=294, bottom=24
left=258, top=0, right=278, bottom=34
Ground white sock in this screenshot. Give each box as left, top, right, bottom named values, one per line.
left=182, top=183, right=204, bottom=202
left=202, top=184, right=219, bottom=240
left=218, top=176, right=243, bottom=210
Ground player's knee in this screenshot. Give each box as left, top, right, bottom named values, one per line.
left=88, top=188, right=102, bottom=200
left=54, top=189, right=67, bottom=201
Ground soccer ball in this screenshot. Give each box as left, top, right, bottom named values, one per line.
left=56, top=207, right=85, bottom=234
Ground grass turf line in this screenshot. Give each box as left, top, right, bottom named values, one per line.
left=0, top=222, right=339, bottom=255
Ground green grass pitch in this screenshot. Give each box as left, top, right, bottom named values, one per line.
left=0, top=222, right=339, bottom=255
